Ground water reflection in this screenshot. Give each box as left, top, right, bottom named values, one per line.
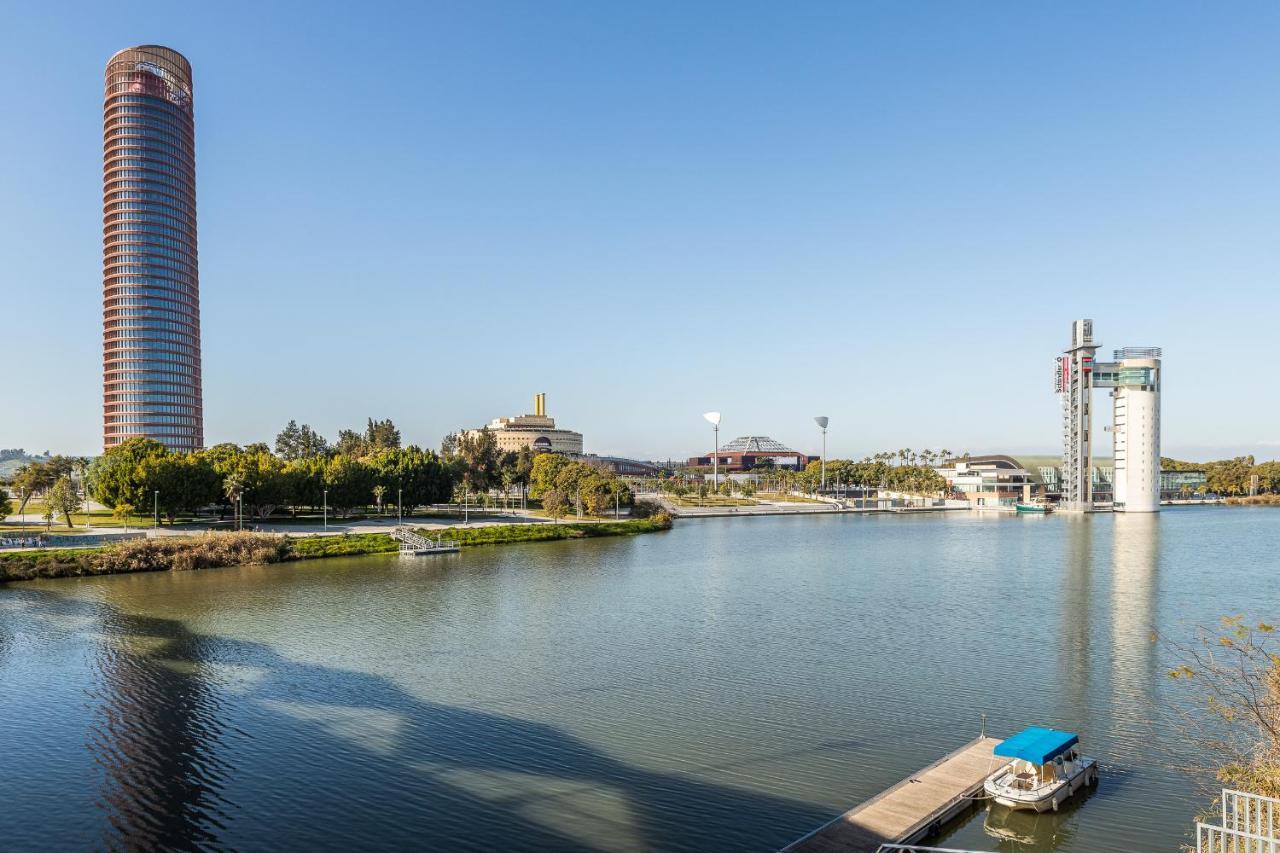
left=7, top=585, right=829, bottom=852
left=1110, top=513, right=1160, bottom=707
left=1058, top=515, right=1094, bottom=725
left=89, top=594, right=232, bottom=851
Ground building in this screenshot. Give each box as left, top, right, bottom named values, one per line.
left=686, top=436, right=812, bottom=472
left=466, top=393, right=583, bottom=454
left=103, top=46, right=204, bottom=452
left=1160, top=470, right=1207, bottom=500
left=1097, top=349, right=1162, bottom=513
left=1056, top=320, right=1162, bottom=513
left=580, top=455, right=663, bottom=477
left=938, top=455, right=1039, bottom=508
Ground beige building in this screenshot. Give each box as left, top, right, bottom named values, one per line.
left=466, top=393, right=584, bottom=454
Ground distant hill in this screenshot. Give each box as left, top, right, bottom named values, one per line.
left=0, top=450, right=51, bottom=480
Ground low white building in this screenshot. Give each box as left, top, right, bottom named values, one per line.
left=938, top=455, right=1038, bottom=508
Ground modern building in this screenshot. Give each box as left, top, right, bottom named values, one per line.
left=580, top=455, right=663, bottom=477
left=1056, top=320, right=1162, bottom=513
left=686, top=436, right=812, bottom=472
left=937, top=455, right=1039, bottom=508
left=1097, top=349, right=1162, bottom=513
left=103, top=46, right=203, bottom=452
left=1161, top=470, right=1207, bottom=499
left=465, top=393, right=584, bottom=454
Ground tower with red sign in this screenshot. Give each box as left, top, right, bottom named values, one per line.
left=1059, top=319, right=1098, bottom=510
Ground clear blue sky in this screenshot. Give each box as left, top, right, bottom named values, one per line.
left=2, top=1, right=1278, bottom=462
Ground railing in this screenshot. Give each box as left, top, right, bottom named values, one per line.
left=1197, top=789, right=1280, bottom=853
left=389, top=527, right=457, bottom=553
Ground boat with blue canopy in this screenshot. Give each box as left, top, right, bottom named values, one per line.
left=983, top=726, right=1097, bottom=812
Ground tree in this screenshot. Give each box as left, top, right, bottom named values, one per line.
left=138, top=453, right=220, bottom=523
left=542, top=488, right=570, bottom=523
left=364, top=418, right=401, bottom=451
left=529, top=452, right=572, bottom=498
left=112, top=502, right=135, bottom=531
left=88, top=438, right=168, bottom=510
left=45, top=476, right=81, bottom=529
left=1167, top=617, right=1280, bottom=802
left=454, top=428, right=500, bottom=494
left=324, top=454, right=374, bottom=515
left=363, top=446, right=454, bottom=514
left=335, top=429, right=367, bottom=458
left=275, top=420, right=328, bottom=460
left=373, top=484, right=387, bottom=515
left=11, top=461, right=54, bottom=515
left=0, top=486, right=11, bottom=519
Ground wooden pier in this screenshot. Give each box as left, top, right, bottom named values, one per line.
left=782, top=736, right=1010, bottom=853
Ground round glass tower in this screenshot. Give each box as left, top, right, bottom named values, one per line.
left=103, top=45, right=203, bottom=452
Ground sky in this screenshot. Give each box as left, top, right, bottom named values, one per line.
left=1, top=1, right=1278, bottom=463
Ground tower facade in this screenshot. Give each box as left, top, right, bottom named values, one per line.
left=1057, top=321, right=1162, bottom=513
left=1106, top=349, right=1161, bottom=513
left=102, top=46, right=203, bottom=452
left=1057, top=319, right=1097, bottom=510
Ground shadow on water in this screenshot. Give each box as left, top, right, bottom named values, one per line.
left=5, top=586, right=830, bottom=853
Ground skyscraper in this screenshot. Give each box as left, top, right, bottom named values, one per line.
left=102, top=46, right=203, bottom=452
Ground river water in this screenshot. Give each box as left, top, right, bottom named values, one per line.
left=2, top=507, right=1277, bottom=852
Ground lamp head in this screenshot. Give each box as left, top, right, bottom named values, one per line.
left=814, top=416, right=829, bottom=429
left=703, top=411, right=721, bottom=426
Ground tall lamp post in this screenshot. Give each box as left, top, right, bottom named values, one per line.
left=814, top=416, right=829, bottom=492
left=703, top=411, right=722, bottom=492
left=323, top=489, right=328, bottom=533
left=153, top=490, right=159, bottom=530
left=398, top=487, right=403, bottom=526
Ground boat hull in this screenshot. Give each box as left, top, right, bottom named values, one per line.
left=984, top=759, right=1097, bottom=812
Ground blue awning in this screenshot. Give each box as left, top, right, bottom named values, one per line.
left=994, top=727, right=1079, bottom=765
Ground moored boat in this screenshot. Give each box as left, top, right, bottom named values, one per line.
left=984, top=727, right=1097, bottom=812
left=1015, top=502, right=1052, bottom=514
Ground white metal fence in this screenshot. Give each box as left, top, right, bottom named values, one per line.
left=1197, top=789, right=1280, bottom=853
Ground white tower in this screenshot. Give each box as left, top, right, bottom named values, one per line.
left=1106, top=349, right=1161, bottom=513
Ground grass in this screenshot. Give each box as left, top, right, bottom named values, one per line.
left=1227, top=494, right=1280, bottom=506
left=667, top=495, right=758, bottom=507
left=1, top=516, right=674, bottom=582
left=754, top=492, right=826, bottom=504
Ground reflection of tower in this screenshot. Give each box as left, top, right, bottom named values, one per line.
left=1058, top=320, right=1098, bottom=511
left=90, top=605, right=227, bottom=849
left=1111, top=513, right=1160, bottom=704
left=1059, top=515, right=1094, bottom=722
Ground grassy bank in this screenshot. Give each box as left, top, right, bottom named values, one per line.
left=0, top=516, right=673, bottom=582
left=287, top=516, right=673, bottom=559
left=1226, top=494, right=1280, bottom=506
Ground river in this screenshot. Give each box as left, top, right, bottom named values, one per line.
left=2, top=507, right=1277, bottom=851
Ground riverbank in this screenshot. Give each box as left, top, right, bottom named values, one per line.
left=0, top=516, right=673, bottom=583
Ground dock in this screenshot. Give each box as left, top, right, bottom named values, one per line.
left=782, top=736, right=1010, bottom=853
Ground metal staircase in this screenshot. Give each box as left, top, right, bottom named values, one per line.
left=389, top=526, right=458, bottom=555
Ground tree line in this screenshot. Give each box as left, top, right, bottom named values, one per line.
left=87, top=420, right=454, bottom=524
left=1, top=418, right=638, bottom=528
left=1162, top=455, right=1280, bottom=496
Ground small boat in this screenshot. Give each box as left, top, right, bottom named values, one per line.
left=984, top=727, right=1097, bottom=812
left=1015, top=502, right=1052, bottom=514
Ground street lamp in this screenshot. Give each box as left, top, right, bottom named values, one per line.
left=814, top=416, right=829, bottom=491
left=703, top=411, right=721, bottom=492
left=398, top=487, right=403, bottom=526
left=323, top=489, right=328, bottom=533
left=153, top=490, right=159, bottom=530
